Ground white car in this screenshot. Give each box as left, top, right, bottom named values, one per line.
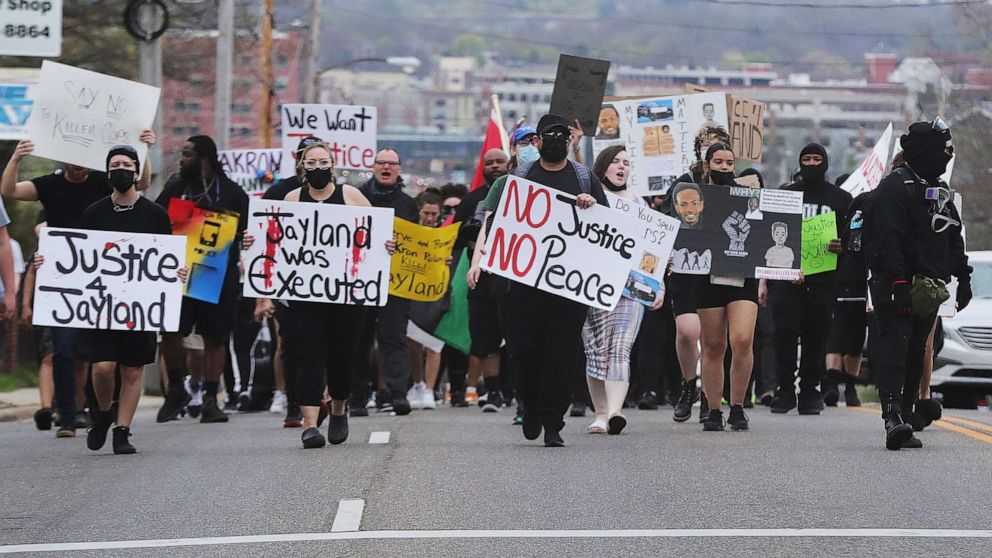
left=933, top=251, right=992, bottom=408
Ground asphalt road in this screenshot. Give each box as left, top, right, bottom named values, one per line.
left=1, top=401, right=991, bottom=557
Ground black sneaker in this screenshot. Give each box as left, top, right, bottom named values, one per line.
left=758, top=391, right=775, bottom=406
left=34, top=407, right=53, bottom=431
left=543, top=429, right=565, bottom=447
left=392, top=395, right=412, bottom=416
left=703, top=409, right=725, bottom=431
left=74, top=411, right=90, bottom=429
left=638, top=391, right=659, bottom=410
left=728, top=405, right=749, bottom=431
left=673, top=381, right=697, bottom=422
left=328, top=414, right=349, bottom=445
left=570, top=401, right=587, bottom=417
left=885, top=414, right=913, bottom=451
left=770, top=389, right=796, bottom=414
left=607, top=414, right=627, bottom=435
left=822, top=380, right=840, bottom=407
left=237, top=392, right=252, bottom=412
left=112, top=426, right=136, bottom=455
left=86, top=410, right=113, bottom=451
left=56, top=423, right=76, bottom=438
left=301, top=427, right=326, bottom=449
left=844, top=384, right=862, bottom=407
left=450, top=389, right=468, bottom=408
left=482, top=389, right=504, bottom=413
left=284, top=404, right=304, bottom=427
left=902, top=435, right=923, bottom=449
left=199, top=396, right=229, bottom=423
left=157, top=388, right=191, bottom=423
left=349, top=405, right=368, bottom=418
left=798, top=390, right=823, bottom=415
left=698, top=392, right=710, bottom=423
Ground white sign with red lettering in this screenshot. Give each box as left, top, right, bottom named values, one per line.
left=481, top=177, right=640, bottom=311
left=840, top=123, right=893, bottom=198
left=279, top=103, right=377, bottom=176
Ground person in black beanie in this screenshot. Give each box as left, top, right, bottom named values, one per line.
left=764, top=143, right=852, bottom=415
left=865, top=118, right=970, bottom=451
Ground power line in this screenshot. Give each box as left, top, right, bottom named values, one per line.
left=693, top=0, right=983, bottom=8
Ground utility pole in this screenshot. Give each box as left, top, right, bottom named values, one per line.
left=139, top=15, right=164, bottom=197
left=302, top=0, right=322, bottom=103
left=214, top=0, right=234, bottom=149
left=259, top=0, right=274, bottom=148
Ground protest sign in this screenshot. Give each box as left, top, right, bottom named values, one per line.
left=0, top=83, right=35, bottom=140
left=840, top=123, right=893, bottom=198
left=279, top=103, right=376, bottom=176
left=669, top=183, right=803, bottom=280
left=33, top=227, right=186, bottom=332
left=0, top=0, right=62, bottom=57
left=242, top=198, right=393, bottom=306
left=481, top=177, right=640, bottom=311
left=606, top=192, right=680, bottom=307
left=727, top=94, right=765, bottom=162
left=219, top=149, right=283, bottom=197
left=167, top=199, right=239, bottom=304
left=389, top=219, right=459, bottom=302
left=801, top=212, right=838, bottom=276
left=593, top=91, right=729, bottom=197
left=25, top=61, right=160, bottom=171
left=550, top=54, right=611, bottom=137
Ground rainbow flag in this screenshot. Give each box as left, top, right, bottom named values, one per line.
left=167, top=198, right=240, bottom=304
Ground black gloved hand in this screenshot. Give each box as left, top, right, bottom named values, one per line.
left=957, top=281, right=972, bottom=312
left=891, top=280, right=912, bottom=316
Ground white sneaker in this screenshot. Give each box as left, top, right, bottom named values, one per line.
left=421, top=386, right=437, bottom=410
left=408, top=383, right=425, bottom=410
left=269, top=390, right=287, bottom=414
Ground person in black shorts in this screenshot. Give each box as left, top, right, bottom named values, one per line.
left=155, top=135, right=249, bottom=424
left=693, top=143, right=759, bottom=432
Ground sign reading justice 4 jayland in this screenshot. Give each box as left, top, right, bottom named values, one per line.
left=242, top=199, right=394, bottom=306
left=33, top=228, right=187, bottom=332
left=279, top=103, right=377, bottom=177
left=481, top=178, right=640, bottom=311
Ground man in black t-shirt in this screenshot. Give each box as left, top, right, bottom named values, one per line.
left=1, top=130, right=156, bottom=438
left=155, top=135, right=249, bottom=424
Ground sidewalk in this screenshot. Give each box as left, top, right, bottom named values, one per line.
left=0, top=388, right=163, bottom=423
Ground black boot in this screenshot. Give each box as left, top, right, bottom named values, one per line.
left=822, top=369, right=841, bottom=407
left=328, top=413, right=349, bottom=445
left=112, top=426, right=137, bottom=455
left=881, top=393, right=913, bottom=451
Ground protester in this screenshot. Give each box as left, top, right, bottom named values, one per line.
left=19, top=247, right=56, bottom=430
left=2, top=130, right=156, bottom=437
left=865, top=118, right=970, bottom=450
left=694, top=143, right=758, bottom=432
left=357, top=148, right=419, bottom=415
left=407, top=191, right=445, bottom=410
left=470, top=113, right=608, bottom=447
left=584, top=145, right=664, bottom=435
left=765, top=143, right=852, bottom=415
left=155, top=135, right=249, bottom=424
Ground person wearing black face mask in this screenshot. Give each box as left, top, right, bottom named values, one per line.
left=765, top=143, right=852, bottom=417
left=865, top=118, right=970, bottom=451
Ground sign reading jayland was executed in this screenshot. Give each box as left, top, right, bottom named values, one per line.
left=279, top=103, right=377, bottom=176
left=389, top=219, right=459, bottom=302
left=25, top=61, right=160, bottom=171
left=243, top=199, right=394, bottom=306
left=33, top=228, right=186, bottom=332
left=549, top=54, right=611, bottom=137
left=481, top=178, right=639, bottom=311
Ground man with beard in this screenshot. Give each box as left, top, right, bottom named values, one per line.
left=2, top=130, right=156, bottom=437
left=865, top=118, right=969, bottom=450
left=357, top=148, right=418, bottom=415
left=155, top=135, right=249, bottom=424
left=765, top=143, right=852, bottom=416
left=481, top=114, right=608, bottom=446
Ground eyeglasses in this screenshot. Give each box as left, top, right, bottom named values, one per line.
left=515, top=136, right=537, bottom=147
left=302, top=159, right=333, bottom=170
left=931, top=116, right=949, bottom=133
left=374, top=160, right=400, bottom=167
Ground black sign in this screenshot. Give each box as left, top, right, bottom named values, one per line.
left=549, top=54, right=611, bottom=137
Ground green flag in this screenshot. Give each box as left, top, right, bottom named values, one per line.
left=801, top=212, right=837, bottom=276
left=433, top=250, right=472, bottom=354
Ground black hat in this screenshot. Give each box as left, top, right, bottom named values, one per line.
left=537, top=114, right=570, bottom=134
left=296, top=136, right=324, bottom=154
left=106, top=145, right=140, bottom=173
left=799, top=142, right=829, bottom=173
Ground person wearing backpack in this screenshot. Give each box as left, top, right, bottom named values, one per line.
left=864, top=118, right=971, bottom=451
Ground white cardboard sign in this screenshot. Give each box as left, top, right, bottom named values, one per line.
left=26, top=61, right=160, bottom=171
left=33, top=227, right=186, bottom=332
left=219, top=148, right=284, bottom=197
left=242, top=198, right=394, bottom=306
left=279, top=103, right=377, bottom=176
left=840, top=123, right=893, bottom=198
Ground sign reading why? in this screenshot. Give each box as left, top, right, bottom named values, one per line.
left=25, top=61, right=160, bottom=171
left=482, top=178, right=639, bottom=311
left=279, top=103, right=377, bottom=176
left=33, top=227, right=186, bottom=332
left=0, top=0, right=62, bottom=57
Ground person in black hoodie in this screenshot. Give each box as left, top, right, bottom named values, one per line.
left=357, top=148, right=418, bottom=415
left=764, top=143, right=852, bottom=415
left=866, top=118, right=970, bottom=451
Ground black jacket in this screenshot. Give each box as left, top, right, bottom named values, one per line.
left=358, top=178, right=418, bottom=223
left=782, top=178, right=853, bottom=286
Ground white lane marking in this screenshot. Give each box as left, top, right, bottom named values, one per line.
left=3, top=529, right=992, bottom=553
left=368, top=431, right=390, bottom=444
left=330, top=499, right=365, bottom=532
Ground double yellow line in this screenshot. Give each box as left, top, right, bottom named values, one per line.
left=849, top=407, right=992, bottom=446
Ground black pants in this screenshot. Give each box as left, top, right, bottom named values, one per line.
left=753, top=305, right=776, bottom=395
left=51, top=327, right=81, bottom=418
left=372, top=296, right=411, bottom=397
left=224, top=296, right=272, bottom=399
left=772, top=282, right=831, bottom=393
left=503, top=285, right=588, bottom=432
left=274, top=303, right=299, bottom=403
left=289, top=302, right=366, bottom=406
left=632, top=303, right=679, bottom=397
left=870, top=281, right=936, bottom=412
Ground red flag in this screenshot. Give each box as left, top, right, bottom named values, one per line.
left=469, top=107, right=505, bottom=191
